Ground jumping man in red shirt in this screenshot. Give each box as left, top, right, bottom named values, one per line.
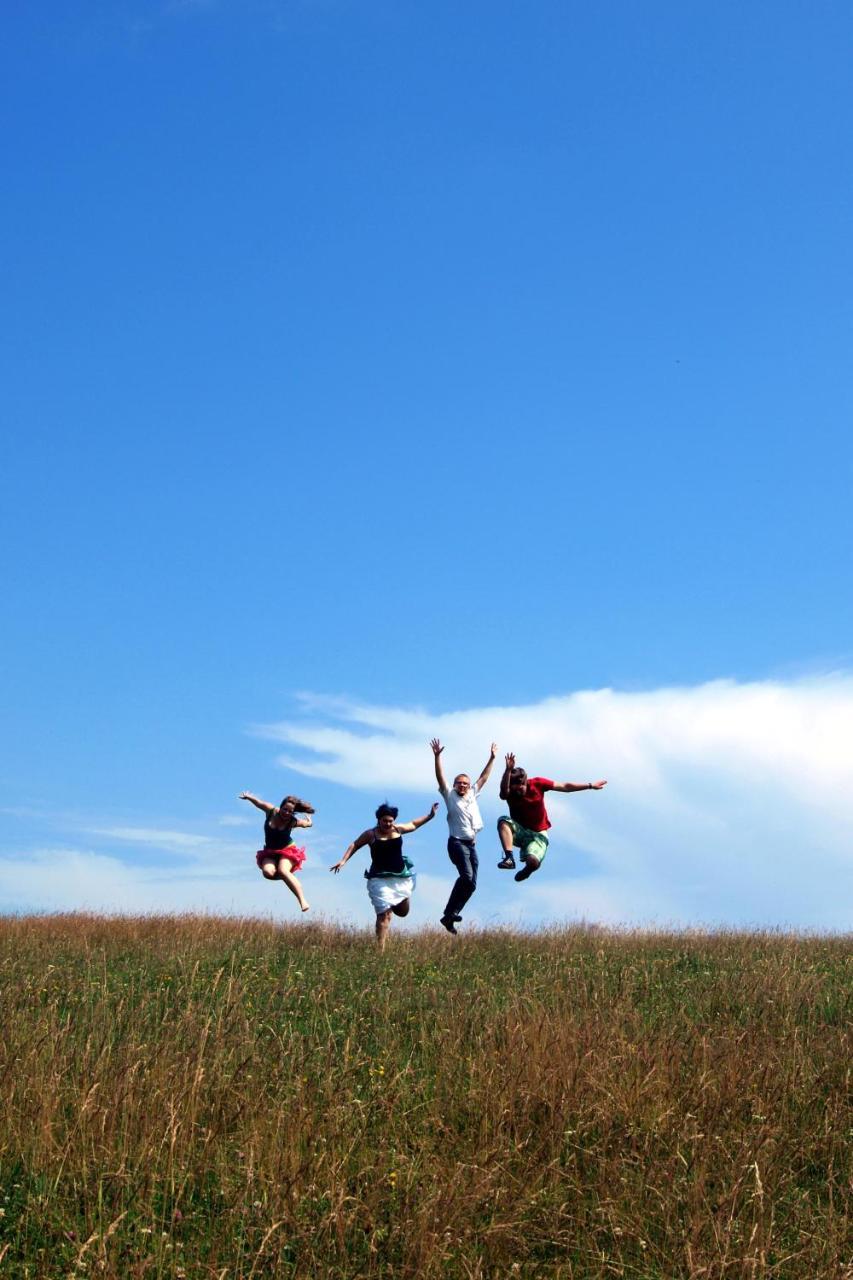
left=497, top=753, right=607, bottom=882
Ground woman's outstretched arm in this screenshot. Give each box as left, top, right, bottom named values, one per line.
left=395, top=802, right=440, bottom=834
left=239, top=791, right=275, bottom=813
left=330, top=829, right=372, bottom=873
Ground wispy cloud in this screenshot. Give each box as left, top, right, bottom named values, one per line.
left=0, top=840, right=381, bottom=925
left=256, top=678, right=853, bottom=930
left=86, top=827, right=225, bottom=853
left=0, top=814, right=358, bottom=921
left=79, top=825, right=255, bottom=870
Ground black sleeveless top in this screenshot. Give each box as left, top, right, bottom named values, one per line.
left=264, top=814, right=296, bottom=850
left=367, top=833, right=405, bottom=877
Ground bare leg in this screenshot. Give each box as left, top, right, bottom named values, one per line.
left=278, top=858, right=310, bottom=912
left=376, top=908, right=392, bottom=951
left=390, top=898, right=410, bottom=918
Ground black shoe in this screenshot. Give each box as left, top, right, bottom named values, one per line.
left=514, top=865, right=534, bottom=882
left=497, top=854, right=516, bottom=870
left=440, top=916, right=458, bottom=934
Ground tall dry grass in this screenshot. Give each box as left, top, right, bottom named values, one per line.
left=0, top=914, right=848, bottom=1278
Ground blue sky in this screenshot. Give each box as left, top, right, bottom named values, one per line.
left=2, top=1, right=852, bottom=930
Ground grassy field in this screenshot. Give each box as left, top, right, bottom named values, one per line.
left=0, top=915, right=848, bottom=1279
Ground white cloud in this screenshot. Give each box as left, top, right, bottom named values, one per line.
left=83, top=826, right=251, bottom=865
left=256, top=678, right=853, bottom=930
left=0, top=846, right=358, bottom=922
left=4, top=679, right=851, bottom=932
left=87, top=826, right=222, bottom=852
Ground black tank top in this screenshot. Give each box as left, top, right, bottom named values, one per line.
left=264, top=814, right=295, bottom=850
left=368, top=833, right=405, bottom=877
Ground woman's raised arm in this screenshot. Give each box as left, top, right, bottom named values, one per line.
left=395, top=802, right=440, bottom=834
left=239, top=791, right=275, bottom=814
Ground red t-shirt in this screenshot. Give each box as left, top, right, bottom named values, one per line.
left=507, top=778, right=554, bottom=832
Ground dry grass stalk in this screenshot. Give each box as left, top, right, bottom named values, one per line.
left=0, top=914, right=848, bottom=1278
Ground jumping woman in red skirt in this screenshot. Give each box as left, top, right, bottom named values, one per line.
left=239, top=790, right=314, bottom=913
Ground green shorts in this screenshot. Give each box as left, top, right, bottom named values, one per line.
left=498, top=817, right=549, bottom=864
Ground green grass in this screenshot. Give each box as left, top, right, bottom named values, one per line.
left=0, top=915, right=849, bottom=1278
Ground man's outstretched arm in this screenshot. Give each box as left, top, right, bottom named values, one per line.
left=499, top=752, right=515, bottom=801
left=475, top=743, right=498, bottom=791
left=430, top=739, right=448, bottom=793
left=550, top=780, right=608, bottom=793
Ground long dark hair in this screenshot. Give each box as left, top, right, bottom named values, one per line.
left=375, top=803, right=399, bottom=821
left=280, top=794, right=315, bottom=814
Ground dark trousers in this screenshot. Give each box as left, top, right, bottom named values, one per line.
left=444, top=837, right=478, bottom=918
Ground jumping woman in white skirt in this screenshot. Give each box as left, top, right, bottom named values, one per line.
left=330, top=801, right=438, bottom=950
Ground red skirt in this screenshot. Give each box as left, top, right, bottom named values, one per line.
left=256, top=845, right=307, bottom=873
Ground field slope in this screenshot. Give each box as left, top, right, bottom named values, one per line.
left=0, top=915, right=849, bottom=1278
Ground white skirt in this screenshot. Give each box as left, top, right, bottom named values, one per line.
left=366, top=874, right=415, bottom=915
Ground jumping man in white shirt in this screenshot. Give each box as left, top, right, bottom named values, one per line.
left=430, top=738, right=498, bottom=935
